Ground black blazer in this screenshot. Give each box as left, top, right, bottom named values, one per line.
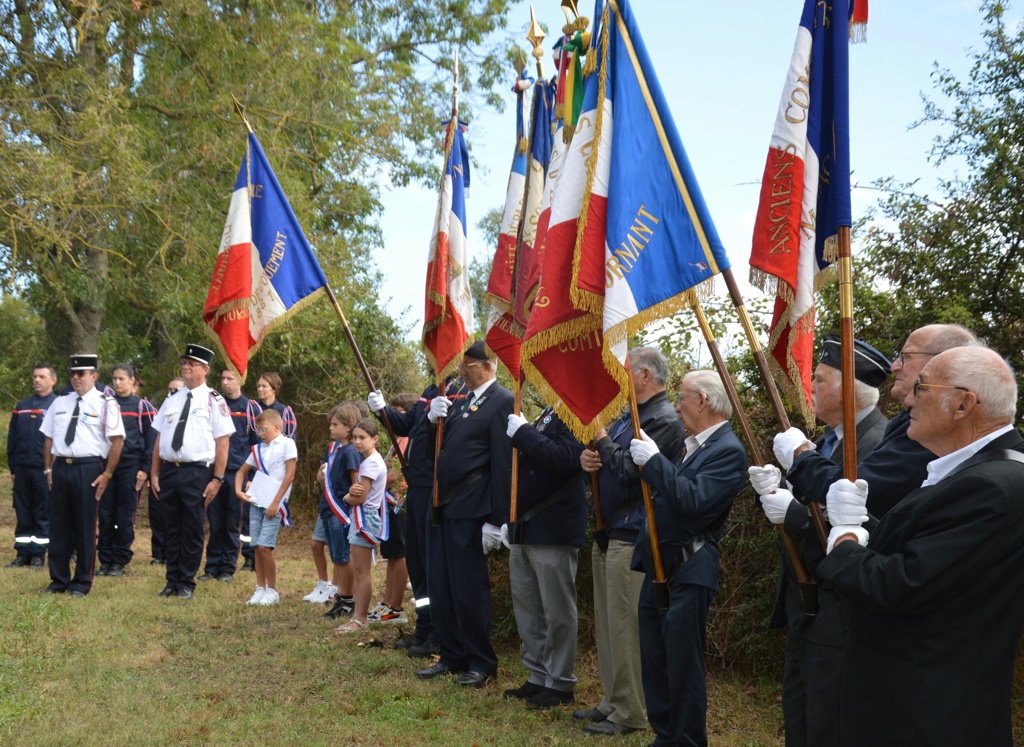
left=378, top=384, right=435, bottom=489
left=817, top=429, right=1024, bottom=747
left=428, top=381, right=514, bottom=524
left=631, top=423, right=747, bottom=591
left=511, top=410, right=587, bottom=547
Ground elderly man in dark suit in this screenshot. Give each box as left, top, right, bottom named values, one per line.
left=628, top=369, right=748, bottom=747
left=811, top=346, right=1024, bottom=746
left=750, top=334, right=891, bottom=747
left=417, top=341, right=514, bottom=688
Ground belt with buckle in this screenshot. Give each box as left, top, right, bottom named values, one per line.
left=60, top=457, right=102, bottom=465
left=170, top=460, right=212, bottom=468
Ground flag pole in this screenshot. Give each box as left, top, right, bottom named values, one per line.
left=691, top=298, right=818, bottom=609
left=626, top=359, right=670, bottom=610
left=721, top=268, right=828, bottom=550
left=837, top=226, right=857, bottom=478
left=230, top=96, right=407, bottom=470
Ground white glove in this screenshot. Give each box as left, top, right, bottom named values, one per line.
left=827, top=525, right=869, bottom=553
left=826, top=478, right=869, bottom=526
left=759, top=489, right=795, bottom=525
left=427, top=396, right=451, bottom=424
left=629, top=429, right=659, bottom=467
left=748, top=465, right=782, bottom=496
left=500, top=523, right=511, bottom=550
left=507, top=413, right=529, bottom=438
left=367, top=390, right=386, bottom=413
left=773, top=427, right=814, bottom=471
left=482, top=522, right=503, bottom=554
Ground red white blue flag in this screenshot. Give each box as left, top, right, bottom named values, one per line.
left=423, top=119, right=474, bottom=382
left=204, top=133, right=329, bottom=382
left=749, top=0, right=864, bottom=424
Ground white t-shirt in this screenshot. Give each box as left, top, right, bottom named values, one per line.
left=356, top=451, right=387, bottom=512
left=245, top=434, right=298, bottom=503
left=154, top=383, right=235, bottom=463
left=41, top=389, right=126, bottom=458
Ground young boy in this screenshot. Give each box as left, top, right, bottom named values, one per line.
left=235, top=408, right=296, bottom=606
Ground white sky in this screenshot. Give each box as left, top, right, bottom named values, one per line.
left=376, top=0, right=990, bottom=339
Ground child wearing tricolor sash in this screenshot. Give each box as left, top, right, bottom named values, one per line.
left=335, top=418, right=387, bottom=634
left=235, top=408, right=297, bottom=607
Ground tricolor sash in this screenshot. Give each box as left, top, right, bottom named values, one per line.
left=252, top=443, right=291, bottom=527
left=323, top=441, right=351, bottom=525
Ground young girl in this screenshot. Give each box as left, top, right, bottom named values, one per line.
left=335, top=418, right=388, bottom=634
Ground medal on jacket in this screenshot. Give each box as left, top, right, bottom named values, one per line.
left=464, top=393, right=490, bottom=418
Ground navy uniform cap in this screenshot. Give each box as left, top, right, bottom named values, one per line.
left=819, top=334, right=892, bottom=388
left=182, top=343, right=215, bottom=366
left=69, top=353, right=99, bottom=371
left=464, top=341, right=490, bottom=361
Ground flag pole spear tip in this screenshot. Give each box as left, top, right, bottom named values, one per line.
left=514, top=48, right=528, bottom=78
left=527, top=6, right=547, bottom=79
left=560, top=0, right=588, bottom=35
left=231, top=95, right=254, bottom=134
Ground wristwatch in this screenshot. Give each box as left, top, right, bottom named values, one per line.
left=213, top=475, right=225, bottom=483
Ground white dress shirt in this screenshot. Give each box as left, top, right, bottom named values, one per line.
left=154, top=383, right=235, bottom=463
left=41, top=389, right=126, bottom=458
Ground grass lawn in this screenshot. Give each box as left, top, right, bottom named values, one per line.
left=0, top=489, right=785, bottom=746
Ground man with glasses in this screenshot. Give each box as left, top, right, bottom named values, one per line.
left=416, top=341, right=513, bottom=688
left=761, top=324, right=981, bottom=519
left=150, top=344, right=233, bottom=599
left=40, top=354, right=125, bottom=596
left=810, top=346, right=1024, bottom=746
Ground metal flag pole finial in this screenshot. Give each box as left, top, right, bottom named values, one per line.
left=231, top=95, right=254, bottom=134
left=527, top=5, right=547, bottom=79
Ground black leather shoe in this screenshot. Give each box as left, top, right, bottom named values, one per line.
left=572, top=708, right=608, bottom=723
left=7, top=556, right=30, bottom=568
left=415, top=661, right=457, bottom=679
left=97, top=562, right=112, bottom=576
left=455, top=671, right=490, bottom=689
left=393, top=636, right=424, bottom=651
left=43, top=586, right=66, bottom=594
left=29, top=556, right=44, bottom=569
left=107, top=564, right=125, bottom=577
left=158, top=585, right=176, bottom=598
left=582, top=721, right=639, bottom=736
left=503, top=681, right=543, bottom=700
left=217, top=573, right=234, bottom=582
left=69, top=590, right=86, bottom=598
left=198, top=572, right=215, bottom=581
left=176, top=587, right=193, bottom=599
left=407, top=640, right=441, bottom=658
left=150, top=558, right=165, bottom=565
left=241, top=558, right=255, bottom=571
left=527, top=687, right=575, bottom=709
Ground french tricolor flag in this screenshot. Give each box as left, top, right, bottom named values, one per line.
left=749, top=0, right=864, bottom=423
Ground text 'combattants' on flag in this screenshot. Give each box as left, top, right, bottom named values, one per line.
left=203, top=133, right=328, bottom=382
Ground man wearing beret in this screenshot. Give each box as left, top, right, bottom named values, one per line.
left=751, top=334, right=890, bottom=747
left=40, top=354, right=125, bottom=596
left=150, top=344, right=233, bottom=599
left=418, top=341, right=514, bottom=688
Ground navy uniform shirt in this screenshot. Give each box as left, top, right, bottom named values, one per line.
left=224, top=393, right=259, bottom=472
left=376, top=384, right=436, bottom=489
left=8, top=392, right=57, bottom=469
left=114, top=394, right=157, bottom=474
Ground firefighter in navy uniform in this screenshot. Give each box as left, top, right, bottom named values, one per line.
left=150, top=344, right=233, bottom=599
left=200, top=368, right=258, bottom=582
left=7, top=363, right=59, bottom=568
left=40, top=354, right=125, bottom=596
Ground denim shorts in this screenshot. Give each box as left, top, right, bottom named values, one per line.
left=349, top=508, right=384, bottom=550
left=312, top=514, right=327, bottom=543
left=320, top=506, right=351, bottom=564
left=250, top=504, right=282, bottom=548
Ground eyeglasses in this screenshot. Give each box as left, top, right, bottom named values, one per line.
left=460, top=360, right=483, bottom=370
left=675, top=390, right=702, bottom=406
left=896, top=350, right=938, bottom=367
left=913, top=377, right=979, bottom=403
left=70, top=371, right=91, bottom=378
left=258, top=426, right=268, bottom=435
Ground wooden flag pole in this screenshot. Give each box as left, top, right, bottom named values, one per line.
left=721, top=268, right=828, bottom=551
left=691, top=300, right=818, bottom=606
left=837, top=226, right=858, bottom=479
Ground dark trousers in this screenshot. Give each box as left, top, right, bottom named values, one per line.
left=48, top=461, right=102, bottom=594
left=204, top=470, right=241, bottom=575
left=159, top=463, right=212, bottom=592
left=12, top=465, right=50, bottom=558
left=240, top=496, right=254, bottom=562
left=639, top=575, right=714, bottom=747
left=405, top=485, right=434, bottom=642
left=97, top=461, right=140, bottom=566
left=149, top=487, right=165, bottom=561
left=426, top=513, right=497, bottom=675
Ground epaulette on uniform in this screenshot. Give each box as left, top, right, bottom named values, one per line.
left=209, top=388, right=229, bottom=416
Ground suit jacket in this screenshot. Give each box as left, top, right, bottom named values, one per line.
left=631, top=423, right=747, bottom=591
left=788, top=409, right=935, bottom=518
left=817, top=429, right=1024, bottom=747
left=378, top=384, right=435, bottom=488
left=770, top=407, right=890, bottom=634
left=428, top=381, right=514, bottom=524
left=510, top=410, right=587, bottom=546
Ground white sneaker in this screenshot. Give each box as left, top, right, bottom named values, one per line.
left=303, top=580, right=326, bottom=602
left=259, top=588, right=280, bottom=606
left=247, top=587, right=266, bottom=605
left=309, top=582, right=336, bottom=604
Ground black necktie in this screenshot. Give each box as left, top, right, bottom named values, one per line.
left=171, top=391, right=192, bottom=451
left=64, top=397, right=81, bottom=446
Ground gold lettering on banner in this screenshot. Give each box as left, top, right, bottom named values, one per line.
left=767, top=144, right=799, bottom=255
left=453, top=163, right=464, bottom=178
left=801, top=208, right=816, bottom=241
left=815, top=1, right=833, bottom=30
left=604, top=204, right=660, bottom=287
left=557, top=329, right=602, bottom=353
left=223, top=307, right=249, bottom=322
left=249, top=183, right=264, bottom=199
left=785, top=65, right=811, bottom=124
left=209, top=254, right=228, bottom=297
left=264, top=231, right=287, bottom=281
